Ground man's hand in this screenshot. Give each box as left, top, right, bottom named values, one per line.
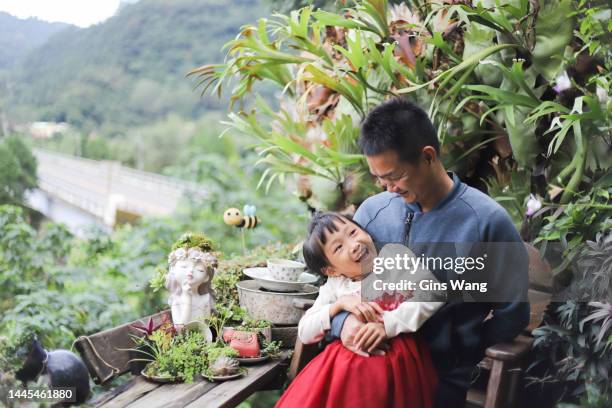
left=338, top=296, right=384, bottom=323
left=354, top=322, right=387, bottom=353
left=340, top=314, right=388, bottom=356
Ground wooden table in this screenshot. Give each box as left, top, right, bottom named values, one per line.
left=91, top=354, right=289, bottom=408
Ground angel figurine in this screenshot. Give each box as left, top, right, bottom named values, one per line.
left=165, top=233, right=217, bottom=340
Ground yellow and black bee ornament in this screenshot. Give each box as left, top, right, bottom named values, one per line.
left=223, top=205, right=259, bottom=229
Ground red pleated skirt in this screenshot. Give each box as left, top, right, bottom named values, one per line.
left=276, top=334, right=437, bottom=408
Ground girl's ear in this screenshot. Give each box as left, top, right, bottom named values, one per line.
left=323, top=266, right=339, bottom=277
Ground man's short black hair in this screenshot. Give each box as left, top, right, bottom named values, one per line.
left=358, top=98, right=440, bottom=163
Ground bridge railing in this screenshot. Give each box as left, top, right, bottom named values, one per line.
left=33, top=148, right=208, bottom=224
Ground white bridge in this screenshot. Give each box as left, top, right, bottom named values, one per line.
left=27, top=149, right=207, bottom=234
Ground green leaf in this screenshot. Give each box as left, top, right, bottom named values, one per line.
left=463, top=84, right=540, bottom=108
left=397, top=43, right=519, bottom=95
left=503, top=106, right=538, bottom=166
left=531, top=0, right=575, bottom=81
left=462, top=23, right=502, bottom=86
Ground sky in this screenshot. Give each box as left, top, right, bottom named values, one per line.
left=0, top=0, right=121, bottom=27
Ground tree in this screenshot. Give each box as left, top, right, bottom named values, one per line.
left=0, top=135, right=37, bottom=205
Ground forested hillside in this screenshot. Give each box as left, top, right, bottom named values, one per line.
left=1, top=0, right=269, bottom=135
left=0, top=12, right=71, bottom=70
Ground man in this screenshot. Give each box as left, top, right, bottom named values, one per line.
left=328, top=99, right=529, bottom=407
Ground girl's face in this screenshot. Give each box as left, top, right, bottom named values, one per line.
left=322, top=219, right=377, bottom=279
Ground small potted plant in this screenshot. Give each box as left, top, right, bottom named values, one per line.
left=235, top=316, right=273, bottom=343
left=128, top=316, right=170, bottom=375
left=202, top=342, right=243, bottom=381
left=141, top=328, right=208, bottom=383
left=222, top=316, right=282, bottom=363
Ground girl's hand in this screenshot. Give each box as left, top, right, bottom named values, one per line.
left=338, top=296, right=384, bottom=323
left=354, top=322, right=387, bottom=353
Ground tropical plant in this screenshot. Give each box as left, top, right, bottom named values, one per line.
left=191, top=0, right=610, bottom=214
left=529, top=230, right=611, bottom=404
left=530, top=300, right=612, bottom=405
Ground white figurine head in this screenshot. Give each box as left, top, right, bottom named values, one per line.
left=166, top=247, right=217, bottom=299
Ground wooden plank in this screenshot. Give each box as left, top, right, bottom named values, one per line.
left=484, top=359, right=510, bottom=408
left=125, top=379, right=218, bottom=408
left=466, top=388, right=486, bottom=408
left=478, top=357, right=493, bottom=371
left=287, top=340, right=322, bottom=382
left=186, top=354, right=289, bottom=408
left=485, top=335, right=533, bottom=362
left=91, top=377, right=140, bottom=406
left=97, top=376, right=162, bottom=408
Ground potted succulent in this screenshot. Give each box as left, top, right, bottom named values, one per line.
left=128, top=316, right=171, bottom=375
left=141, top=328, right=208, bottom=383
left=222, top=316, right=282, bottom=362
left=202, top=342, right=243, bottom=381
left=234, top=315, right=273, bottom=343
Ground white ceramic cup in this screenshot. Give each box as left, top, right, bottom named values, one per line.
left=267, top=259, right=306, bottom=282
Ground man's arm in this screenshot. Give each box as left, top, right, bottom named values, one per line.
left=480, top=209, right=530, bottom=348
left=327, top=311, right=350, bottom=340
left=482, top=302, right=530, bottom=347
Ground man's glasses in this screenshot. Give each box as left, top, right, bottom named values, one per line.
left=374, top=169, right=411, bottom=185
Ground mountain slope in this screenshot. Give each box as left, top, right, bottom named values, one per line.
left=2, top=0, right=269, bottom=135
left=0, top=12, right=72, bottom=70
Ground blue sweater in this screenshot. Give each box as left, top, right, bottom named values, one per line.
left=331, top=173, right=530, bottom=387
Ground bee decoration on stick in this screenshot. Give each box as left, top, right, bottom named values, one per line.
left=223, top=205, right=259, bottom=253
left=223, top=205, right=259, bottom=229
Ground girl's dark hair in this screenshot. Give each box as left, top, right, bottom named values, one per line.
left=302, top=212, right=363, bottom=276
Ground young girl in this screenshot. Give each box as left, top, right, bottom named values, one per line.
left=276, top=212, right=443, bottom=408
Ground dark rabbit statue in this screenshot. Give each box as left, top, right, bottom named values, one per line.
left=15, top=335, right=90, bottom=405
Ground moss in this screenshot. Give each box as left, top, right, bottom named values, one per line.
left=171, top=232, right=214, bottom=252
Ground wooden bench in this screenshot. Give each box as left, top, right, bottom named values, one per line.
left=74, top=311, right=292, bottom=407
left=287, top=243, right=553, bottom=408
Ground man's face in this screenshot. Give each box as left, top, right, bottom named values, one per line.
left=366, top=150, right=429, bottom=204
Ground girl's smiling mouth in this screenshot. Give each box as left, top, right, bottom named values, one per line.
left=355, top=246, right=369, bottom=263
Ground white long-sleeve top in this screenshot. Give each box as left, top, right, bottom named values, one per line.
left=297, top=276, right=444, bottom=344
left=297, top=244, right=445, bottom=344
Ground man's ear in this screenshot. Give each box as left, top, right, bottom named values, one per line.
left=422, top=146, right=437, bottom=164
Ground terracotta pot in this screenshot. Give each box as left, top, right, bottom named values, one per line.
left=222, top=326, right=272, bottom=343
